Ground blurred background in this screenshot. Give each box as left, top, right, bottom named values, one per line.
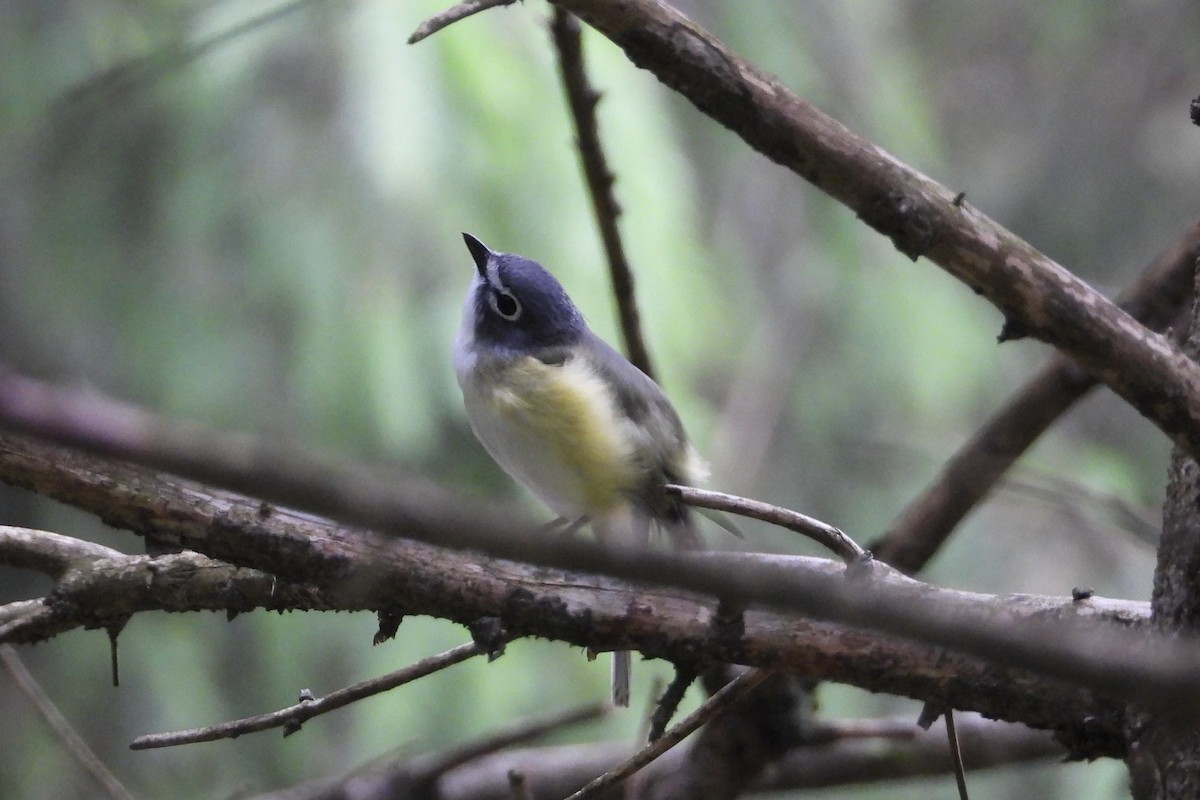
left=1, top=1, right=1197, bottom=797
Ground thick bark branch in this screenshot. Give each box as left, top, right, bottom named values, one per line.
left=0, top=432, right=1170, bottom=758
left=547, top=0, right=1200, bottom=461
left=876, top=221, right=1200, bottom=572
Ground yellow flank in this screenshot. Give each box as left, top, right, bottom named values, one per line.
left=489, top=356, right=637, bottom=513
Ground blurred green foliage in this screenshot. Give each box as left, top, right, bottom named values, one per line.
left=2, top=1, right=1198, bottom=798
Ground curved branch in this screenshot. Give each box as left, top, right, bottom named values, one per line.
left=548, top=0, right=1200, bottom=460
left=667, top=485, right=865, bottom=563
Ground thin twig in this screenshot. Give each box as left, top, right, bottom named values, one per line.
left=1, top=645, right=138, bottom=800
left=130, top=639, right=499, bottom=749
left=550, top=8, right=656, bottom=378
left=408, top=0, right=518, bottom=44
left=563, top=669, right=771, bottom=799
left=946, top=709, right=970, bottom=800
left=648, top=664, right=697, bottom=742
left=666, top=484, right=865, bottom=564
left=411, top=702, right=607, bottom=782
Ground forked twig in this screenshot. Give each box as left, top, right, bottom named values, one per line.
left=130, top=639, right=499, bottom=749
left=564, top=669, right=770, bottom=799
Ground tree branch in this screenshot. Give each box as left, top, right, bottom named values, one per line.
left=667, top=485, right=865, bottom=563
left=130, top=639, right=502, bottom=749
left=565, top=669, right=770, bottom=799
left=1, top=645, right=138, bottom=800
left=0, top=432, right=1171, bottom=758
left=0, top=367, right=503, bottom=540
left=408, top=0, right=518, bottom=45
left=433, top=716, right=1061, bottom=799
left=550, top=8, right=656, bottom=378
left=876, top=220, right=1200, bottom=573
left=0, top=525, right=123, bottom=578
left=242, top=704, right=605, bottom=800
left=547, top=0, right=1200, bottom=462
left=0, top=531, right=337, bottom=644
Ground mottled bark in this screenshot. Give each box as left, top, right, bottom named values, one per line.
left=1128, top=261, right=1200, bottom=798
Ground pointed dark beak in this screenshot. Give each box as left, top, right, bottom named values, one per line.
left=462, top=233, right=493, bottom=277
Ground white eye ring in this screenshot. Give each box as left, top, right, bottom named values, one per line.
left=488, top=289, right=522, bottom=321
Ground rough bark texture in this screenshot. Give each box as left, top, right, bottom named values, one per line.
left=549, top=0, right=1200, bottom=463
left=1127, top=263, right=1200, bottom=798
left=0, top=433, right=1152, bottom=757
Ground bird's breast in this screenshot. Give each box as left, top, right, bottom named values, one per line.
left=459, top=354, right=641, bottom=518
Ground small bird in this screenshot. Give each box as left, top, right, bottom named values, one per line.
left=454, top=233, right=707, bottom=706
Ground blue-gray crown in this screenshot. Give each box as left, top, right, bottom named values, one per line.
left=463, top=233, right=586, bottom=353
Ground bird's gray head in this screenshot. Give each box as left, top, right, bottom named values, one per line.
left=462, top=233, right=586, bottom=353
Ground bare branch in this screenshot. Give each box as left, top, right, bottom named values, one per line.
left=0, top=545, right=337, bottom=645
left=436, top=716, right=1060, bottom=798
left=548, top=0, right=1200, bottom=462
left=667, top=485, right=865, bottom=563
left=0, top=367, right=500, bottom=538
left=758, top=715, right=1061, bottom=792
left=0, top=526, right=123, bottom=577
left=551, top=8, right=656, bottom=378
left=564, top=669, right=770, bottom=799
left=0, top=432, right=1170, bottom=757
left=247, top=704, right=605, bottom=800
left=408, top=0, right=518, bottom=44
left=1, top=645, right=138, bottom=800
left=876, top=220, right=1200, bottom=573
left=130, top=639, right=499, bottom=749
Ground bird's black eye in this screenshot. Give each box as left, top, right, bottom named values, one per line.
left=489, top=289, right=522, bottom=321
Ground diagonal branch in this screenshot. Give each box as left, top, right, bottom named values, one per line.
left=2, top=645, right=138, bottom=800
left=875, top=220, right=1200, bottom=573
left=550, top=8, right=656, bottom=378
left=547, top=0, right=1200, bottom=461
left=565, top=669, right=770, bottom=799
left=408, top=0, right=518, bottom=45
left=0, top=432, right=1172, bottom=758
left=130, top=639, right=499, bottom=749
